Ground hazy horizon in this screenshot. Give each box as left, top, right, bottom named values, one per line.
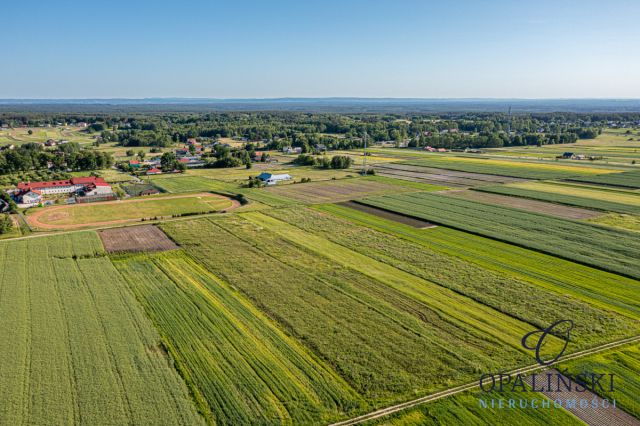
left=3, top=0, right=640, bottom=99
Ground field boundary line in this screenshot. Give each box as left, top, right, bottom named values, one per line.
left=329, top=335, right=640, bottom=426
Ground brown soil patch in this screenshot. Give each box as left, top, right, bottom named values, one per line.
left=375, top=164, right=527, bottom=187
left=338, top=201, right=437, bottom=229
left=99, top=225, right=178, bottom=253
left=442, top=190, right=602, bottom=219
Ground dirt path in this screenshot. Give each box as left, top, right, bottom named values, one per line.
left=26, top=193, right=240, bottom=230
left=329, top=335, right=640, bottom=426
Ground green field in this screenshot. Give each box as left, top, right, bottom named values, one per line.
left=149, top=175, right=240, bottom=193
left=27, top=194, right=232, bottom=227
left=365, top=387, right=584, bottom=425
left=588, top=213, right=640, bottom=232
left=148, top=175, right=301, bottom=207
left=114, top=250, right=363, bottom=424
left=492, top=181, right=640, bottom=206
left=401, top=156, right=624, bottom=179
left=559, top=343, right=640, bottom=419
left=0, top=126, right=95, bottom=145
left=0, top=233, right=203, bottom=425
left=264, top=176, right=444, bottom=204
left=264, top=207, right=637, bottom=346
left=476, top=184, right=640, bottom=214
left=317, top=203, right=640, bottom=319
left=568, top=170, right=640, bottom=189
left=162, top=215, right=536, bottom=404
left=360, top=192, right=640, bottom=279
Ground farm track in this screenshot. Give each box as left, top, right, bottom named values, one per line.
left=329, top=335, right=640, bottom=426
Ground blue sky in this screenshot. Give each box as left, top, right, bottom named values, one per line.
left=2, top=0, right=639, bottom=98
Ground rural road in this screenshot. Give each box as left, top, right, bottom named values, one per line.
left=329, top=335, right=640, bottom=426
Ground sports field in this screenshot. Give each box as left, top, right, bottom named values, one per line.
left=26, top=193, right=234, bottom=229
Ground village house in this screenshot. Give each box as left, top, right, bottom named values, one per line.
left=146, top=168, right=162, bottom=175
left=283, top=146, right=302, bottom=155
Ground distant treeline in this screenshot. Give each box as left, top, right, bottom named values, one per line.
left=1, top=111, right=636, bottom=152
left=0, top=143, right=113, bottom=175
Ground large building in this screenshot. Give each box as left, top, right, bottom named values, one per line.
left=256, top=172, right=292, bottom=185
left=16, top=176, right=112, bottom=205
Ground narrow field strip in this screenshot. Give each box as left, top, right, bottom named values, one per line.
left=476, top=183, right=640, bottom=215
left=402, top=156, right=623, bottom=179
left=360, top=192, right=640, bottom=280
left=316, top=203, right=640, bottom=319
left=443, top=189, right=601, bottom=219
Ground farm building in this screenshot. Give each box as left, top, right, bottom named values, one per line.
left=146, top=168, right=162, bottom=175
left=256, top=172, right=292, bottom=185
left=16, top=176, right=113, bottom=206
left=19, top=190, right=42, bottom=205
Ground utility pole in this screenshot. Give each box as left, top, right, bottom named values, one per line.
left=362, top=130, right=367, bottom=175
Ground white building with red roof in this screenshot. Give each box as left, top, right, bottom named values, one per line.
left=17, top=176, right=112, bottom=201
